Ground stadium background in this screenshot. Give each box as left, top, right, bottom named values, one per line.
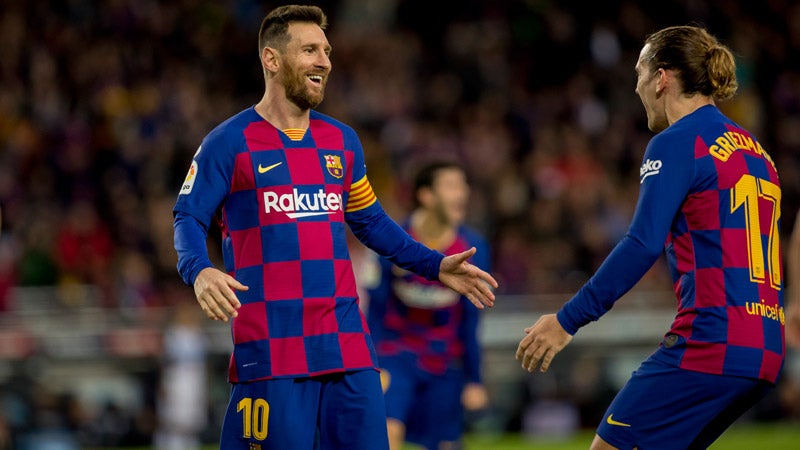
left=0, top=0, right=799, bottom=448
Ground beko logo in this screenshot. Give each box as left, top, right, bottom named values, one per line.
left=639, top=159, right=662, bottom=183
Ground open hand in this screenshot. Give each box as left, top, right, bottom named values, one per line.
left=439, top=247, right=498, bottom=309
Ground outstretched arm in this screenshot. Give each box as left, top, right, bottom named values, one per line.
left=518, top=133, right=690, bottom=371
left=345, top=173, right=498, bottom=307
left=439, top=247, right=498, bottom=309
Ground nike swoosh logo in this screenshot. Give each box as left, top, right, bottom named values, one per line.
left=606, top=414, right=631, bottom=427
left=258, top=162, right=283, bottom=174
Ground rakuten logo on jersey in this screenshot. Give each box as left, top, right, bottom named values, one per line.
left=263, top=188, right=343, bottom=219
left=639, top=159, right=662, bottom=184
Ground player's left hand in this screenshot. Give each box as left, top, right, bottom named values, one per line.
left=516, top=314, right=573, bottom=373
left=193, top=267, right=248, bottom=322
left=462, top=383, right=489, bottom=411
left=786, top=294, right=800, bottom=349
left=438, top=247, right=498, bottom=309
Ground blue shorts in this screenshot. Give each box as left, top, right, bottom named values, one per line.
left=220, top=370, right=388, bottom=450
left=597, top=357, right=773, bottom=450
left=381, top=352, right=465, bottom=449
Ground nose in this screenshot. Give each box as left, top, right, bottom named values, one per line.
left=317, top=51, right=331, bottom=70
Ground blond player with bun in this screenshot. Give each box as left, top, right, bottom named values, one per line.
left=518, top=25, right=784, bottom=450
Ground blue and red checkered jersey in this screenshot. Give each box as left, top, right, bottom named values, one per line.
left=366, top=223, right=489, bottom=383
left=558, top=105, right=784, bottom=383
left=173, top=107, right=445, bottom=382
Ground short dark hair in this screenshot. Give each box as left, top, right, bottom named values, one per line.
left=643, top=25, right=737, bottom=100
left=258, top=5, right=327, bottom=52
left=412, top=160, right=465, bottom=208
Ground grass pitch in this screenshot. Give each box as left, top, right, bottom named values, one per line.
left=100, top=420, right=800, bottom=449
left=459, top=422, right=800, bottom=449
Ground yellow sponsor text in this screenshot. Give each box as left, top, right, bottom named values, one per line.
left=708, top=131, right=776, bottom=171
left=745, top=299, right=784, bottom=325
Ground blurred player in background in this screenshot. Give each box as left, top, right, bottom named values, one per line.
left=366, top=161, right=490, bottom=450
left=154, top=295, right=208, bottom=450
left=172, top=5, right=497, bottom=450
left=782, top=210, right=800, bottom=420
left=517, top=25, right=784, bottom=449
left=787, top=210, right=800, bottom=348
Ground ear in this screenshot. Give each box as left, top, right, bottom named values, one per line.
left=261, top=47, right=280, bottom=74
left=417, top=187, right=434, bottom=208
left=655, top=68, right=668, bottom=95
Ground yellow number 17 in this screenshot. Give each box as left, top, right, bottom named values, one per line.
left=730, top=174, right=781, bottom=290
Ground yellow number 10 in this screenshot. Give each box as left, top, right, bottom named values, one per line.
left=237, top=397, right=269, bottom=440
left=730, top=174, right=781, bottom=290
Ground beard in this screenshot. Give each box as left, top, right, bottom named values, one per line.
left=283, top=64, right=326, bottom=110
left=433, top=201, right=463, bottom=228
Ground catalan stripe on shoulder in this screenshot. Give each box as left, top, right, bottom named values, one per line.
left=347, top=176, right=377, bottom=212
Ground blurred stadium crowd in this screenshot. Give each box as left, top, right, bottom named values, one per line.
left=1, top=0, right=800, bottom=448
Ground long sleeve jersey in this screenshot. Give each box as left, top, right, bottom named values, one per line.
left=366, top=223, right=489, bottom=384
left=173, top=107, right=444, bottom=382
left=557, top=105, right=784, bottom=383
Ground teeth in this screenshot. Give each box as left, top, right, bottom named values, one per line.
left=309, top=75, right=322, bottom=82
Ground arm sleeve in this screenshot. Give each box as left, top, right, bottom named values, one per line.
left=556, top=133, right=695, bottom=335
left=342, top=131, right=444, bottom=280
left=459, top=229, right=490, bottom=383
left=174, top=211, right=214, bottom=286
left=348, top=204, right=444, bottom=281
left=172, top=129, right=235, bottom=286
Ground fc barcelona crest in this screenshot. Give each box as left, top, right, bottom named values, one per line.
left=324, top=154, right=343, bottom=178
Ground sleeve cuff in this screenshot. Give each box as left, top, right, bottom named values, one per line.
left=556, top=307, right=580, bottom=336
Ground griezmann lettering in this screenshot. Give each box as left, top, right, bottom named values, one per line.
left=708, top=131, right=776, bottom=171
